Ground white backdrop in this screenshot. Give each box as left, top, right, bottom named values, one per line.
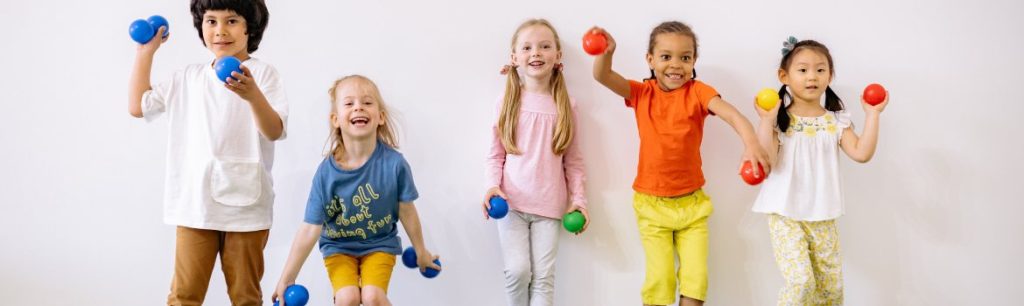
left=2, top=0, right=1022, bottom=305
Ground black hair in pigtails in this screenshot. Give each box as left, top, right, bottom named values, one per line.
left=777, top=85, right=792, bottom=133
left=824, top=86, right=844, bottom=112
left=776, top=38, right=840, bottom=133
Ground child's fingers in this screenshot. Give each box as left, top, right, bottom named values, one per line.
left=154, top=27, right=167, bottom=42
left=225, top=77, right=244, bottom=92
left=230, top=71, right=250, bottom=86
left=427, top=255, right=442, bottom=270
left=224, top=81, right=239, bottom=92
left=579, top=208, right=590, bottom=234
left=240, top=64, right=254, bottom=78
left=157, top=27, right=169, bottom=42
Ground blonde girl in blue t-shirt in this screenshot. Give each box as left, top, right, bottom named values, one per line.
left=273, top=75, right=439, bottom=306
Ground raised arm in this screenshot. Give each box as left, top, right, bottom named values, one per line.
left=588, top=27, right=630, bottom=99
left=753, top=97, right=782, bottom=167
left=840, top=94, right=889, bottom=163
left=128, top=27, right=166, bottom=118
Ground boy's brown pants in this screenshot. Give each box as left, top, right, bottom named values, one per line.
left=167, top=226, right=269, bottom=306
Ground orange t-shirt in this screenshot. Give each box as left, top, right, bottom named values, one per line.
left=625, top=79, right=719, bottom=197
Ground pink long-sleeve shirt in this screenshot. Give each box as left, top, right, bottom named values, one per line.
left=486, top=92, right=587, bottom=219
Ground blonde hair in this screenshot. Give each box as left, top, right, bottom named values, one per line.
left=325, top=75, right=399, bottom=159
left=499, top=19, right=574, bottom=155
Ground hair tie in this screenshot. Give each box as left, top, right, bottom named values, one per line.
left=500, top=64, right=518, bottom=75
left=781, top=36, right=798, bottom=55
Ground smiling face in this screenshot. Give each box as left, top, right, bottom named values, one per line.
left=330, top=79, right=386, bottom=142
left=646, top=33, right=697, bottom=91
left=779, top=48, right=833, bottom=103
left=511, top=24, right=562, bottom=82
left=201, top=10, right=249, bottom=59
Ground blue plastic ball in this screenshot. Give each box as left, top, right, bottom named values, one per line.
left=421, top=259, right=442, bottom=278
left=147, top=15, right=169, bottom=38
left=128, top=19, right=154, bottom=44
left=283, top=284, right=309, bottom=306
left=214, top=56, right=243, bottom=83
left=488, top=196, right=508, bottom=219
left=401, top=246, right=418, bottom=268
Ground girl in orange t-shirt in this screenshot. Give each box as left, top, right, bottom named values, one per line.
left=589, top=21, right=768, bottom=306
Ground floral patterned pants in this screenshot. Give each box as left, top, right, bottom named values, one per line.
left=768, top=214, right=844, bottom=306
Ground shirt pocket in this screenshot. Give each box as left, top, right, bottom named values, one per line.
left=208, top=158, right=263, bottom=207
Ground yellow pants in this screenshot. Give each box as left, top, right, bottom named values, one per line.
left=323, top=252, right=397, bottom=293
left=633, top=190, right=713, bottom=304
left=768, top=214, right=843, bottom=306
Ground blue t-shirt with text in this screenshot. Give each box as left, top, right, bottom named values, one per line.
left=304, top=141, right=419, bottom=257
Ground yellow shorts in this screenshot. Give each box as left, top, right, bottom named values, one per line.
left=323, top=252, right=397, bottom=293
left=633, top=190, right=713, bottom=304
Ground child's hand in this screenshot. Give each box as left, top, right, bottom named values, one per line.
left=416, top=249, right=441, bottom=273
left=585, top=26, right=616, bottom=55
left=862, top=90, right=890, bottom=114
left=481, top=187, right=508, bottom=220
left=753, top=96, right=781, bottom=120
left=136, top=26, right=168, bottom=55
left=740, top=144, right=771, bottom=177
left=565, top=204, right=590, bottom=235
left=271, top=281, right=292, bottom=306
left=225, top=65, right=266, bottom=103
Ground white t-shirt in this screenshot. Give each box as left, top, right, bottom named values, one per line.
left=142, top=57, right=288, bottom=231
left=752, top=110, right=851, bottom=221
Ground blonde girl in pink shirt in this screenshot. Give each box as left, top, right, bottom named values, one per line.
left=482, top=19, right=589, bottom=306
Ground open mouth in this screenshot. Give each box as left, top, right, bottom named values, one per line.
left=350, top=116, right=370, bottom=127
left=665, top=73, right=685, bottom=81
left=528, top=60, right=546, bottom=68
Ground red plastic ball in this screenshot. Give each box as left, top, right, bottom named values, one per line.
left=740, top=161, right=766, bottom=185
left=582, top=32, right=607, bottom=56
left=863, top=83, right=887, bottom=106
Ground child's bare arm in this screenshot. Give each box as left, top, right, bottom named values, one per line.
left=588, top=27, right=630, bottom=99
left=127, top=27, right=166, bottom=118
left=753, top=98, right=782, bottom=167
left=272, top=223, right=321, bottom=305
left=225, top=65, right=284, bottom=140
left=709, top=97, right=770, bottom=175
left=841, top=95, right=889, bottom=163
left=399, top=202, right=440, bottom=271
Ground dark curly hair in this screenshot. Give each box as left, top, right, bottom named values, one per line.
left=190, top=0, right=269, bottom=53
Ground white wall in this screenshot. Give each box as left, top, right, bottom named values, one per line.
left=2, top=0, right=1022, bottom=305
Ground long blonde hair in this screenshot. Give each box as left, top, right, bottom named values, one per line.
left=498, top=19, right=574, bottom=155
left=325, top=75, right=399, bottom=159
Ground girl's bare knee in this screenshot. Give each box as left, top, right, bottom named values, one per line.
left=333, top=286, right=360, bottom=306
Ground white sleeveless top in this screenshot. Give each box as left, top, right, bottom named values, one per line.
left=752, top=110, right=852, bottom=221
